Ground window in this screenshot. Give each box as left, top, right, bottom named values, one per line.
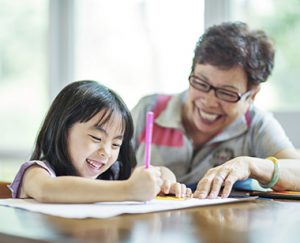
left=2, top=0, right=299, bottom=182
left=74, top=0, right=204, bottom=108
left=0, top=0, right=48, bottom=180
left=229, top=0, right=300, bottom=111
left=0, top=0, right=204, bottom=181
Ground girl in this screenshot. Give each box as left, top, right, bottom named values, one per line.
left=10, top=81, right=191, bottom=203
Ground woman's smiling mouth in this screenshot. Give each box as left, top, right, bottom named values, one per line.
left=198, top=108, right=223, bottom=124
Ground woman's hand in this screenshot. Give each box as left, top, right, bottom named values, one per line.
left=160, top=180, right=193, bottom=198
left=193, top=156, right=252, bottom=199
left=127, top=166, right=163, bottom=201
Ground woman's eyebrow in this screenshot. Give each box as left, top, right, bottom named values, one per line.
left=196, top=73, right=209, bottom=81
left=196, top=73, right=240, bottom=91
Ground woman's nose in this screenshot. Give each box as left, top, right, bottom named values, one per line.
left=201, top=89, right=219, bottom=106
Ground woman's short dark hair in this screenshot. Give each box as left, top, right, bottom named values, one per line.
left=191, top=21, right=275, bottom=87
left=31, top=80, right=136, bottom=180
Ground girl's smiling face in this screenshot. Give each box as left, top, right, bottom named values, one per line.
left=184, top=63, right=258, bottom=137
left=67, top=110, right=124, bottom=179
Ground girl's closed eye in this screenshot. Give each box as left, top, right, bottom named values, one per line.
left=89, top=135, right=102, bottom=142
left=112, top=142, right=122, bottom=149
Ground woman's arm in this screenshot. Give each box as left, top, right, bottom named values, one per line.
left=194, top=148, right=300, bottom=199
left=21, top=165, right=163, bottom=203
left=260, top=148, right=300, bottom=191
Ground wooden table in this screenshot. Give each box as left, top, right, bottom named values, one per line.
left=0, top=198, right=300, bottom=243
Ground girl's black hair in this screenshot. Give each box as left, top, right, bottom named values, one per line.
left=30, top=80, right=136, bottom=180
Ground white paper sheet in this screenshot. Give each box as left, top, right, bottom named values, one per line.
left=0, top=197, right=255, bottom=219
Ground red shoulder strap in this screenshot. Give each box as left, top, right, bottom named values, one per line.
left=152, top=95, right=172, bottom=118
left=138, top=95, right=183, bottom=147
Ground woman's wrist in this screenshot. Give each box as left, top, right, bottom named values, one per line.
left=248, top=156, right=270, bottom=182
left=244, top=156, right=257, bottom=179
left=259, top=157, right=280, bottom=188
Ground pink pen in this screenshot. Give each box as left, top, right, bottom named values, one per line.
left=144, top=111, right=154, bottom=169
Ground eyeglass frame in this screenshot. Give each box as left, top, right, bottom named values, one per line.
left=188, top=74, right=252, bottom=103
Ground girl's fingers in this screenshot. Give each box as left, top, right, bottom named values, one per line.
left=186, top=188, right=193, bottom=198
left=173, top=183, right=191, bottom=198
left=180, top=183, right=187, bottom=198
left=174, top=183, right=181, bottom=197
left=162, top=180, right=171, bottom=194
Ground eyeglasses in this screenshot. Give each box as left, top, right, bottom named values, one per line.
left=188, top=75, right=252, bottom=103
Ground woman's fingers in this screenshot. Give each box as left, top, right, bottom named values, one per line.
left=193, top=157, right=251, bottom=199
left=194, top=169, right=240, bottom=199
left=220, top=173, right=237, bottom=198
left=193, top=175, right=214, bottom=199
left=208, top=174, right=227, bottom=199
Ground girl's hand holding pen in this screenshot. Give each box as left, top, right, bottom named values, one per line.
left=127, top=166, right=163, bottom=201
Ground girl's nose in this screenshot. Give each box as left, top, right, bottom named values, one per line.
left=98, top=146, right=111, bottom=158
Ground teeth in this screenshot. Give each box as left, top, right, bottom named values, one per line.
left=200, top=111, right=218, bottom=121
left=87, top=159, right=102, bottom=170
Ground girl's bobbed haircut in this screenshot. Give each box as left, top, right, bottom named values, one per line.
left=31, top=80, right=136, bottom=180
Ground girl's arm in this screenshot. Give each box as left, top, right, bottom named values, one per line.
left=21, top=165, right=162, bottom=203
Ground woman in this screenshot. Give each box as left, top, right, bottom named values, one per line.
left=131, top=22, right=300, bottom=198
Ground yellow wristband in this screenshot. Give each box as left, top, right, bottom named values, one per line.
left=259, top=156, right=280, bottom=189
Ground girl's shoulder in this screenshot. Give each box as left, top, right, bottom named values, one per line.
left=20, top=160, right=56, bottom=176
left=9, top=160, right=56, bottom=198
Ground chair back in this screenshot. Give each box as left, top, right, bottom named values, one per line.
left=0, top=181, right=12, bottom=198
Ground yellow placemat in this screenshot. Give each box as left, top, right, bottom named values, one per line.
left=155, top=196, right=185, bottom=201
